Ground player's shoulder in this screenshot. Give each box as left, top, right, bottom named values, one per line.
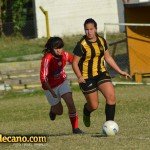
left=97, top=34, right=106, bottom=41
left=62, top=50, right=72, bottom=57
left=97, top=34, right=107, bottom=45
left=62, top=50, right=67, bottom=56
left=43, top=53, right=53, bottom=60
left=78, top=35, right=87, bottom=46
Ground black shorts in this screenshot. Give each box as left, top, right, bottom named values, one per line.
left=79, top=71, right=111, bottom=94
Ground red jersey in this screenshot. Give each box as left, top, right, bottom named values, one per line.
left=40, top=50, right=73, bottom=89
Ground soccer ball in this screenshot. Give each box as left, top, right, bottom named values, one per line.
left=102, top=120, right=119, bottom=136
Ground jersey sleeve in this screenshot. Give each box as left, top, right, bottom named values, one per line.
left=73, top=42, right=83, bottom=57
left=40, top=55, right=51, bottom=84
left=64, top=51, right=73, bottom=63
left=102, top=37, right=108, bottom=51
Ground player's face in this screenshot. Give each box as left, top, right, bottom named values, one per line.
left=54, top=48, right=63, bottom=56
left=84, top=23, right=97, bottom=40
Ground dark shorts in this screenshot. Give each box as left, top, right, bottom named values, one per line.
left=79, top=71, right=111, bottom=94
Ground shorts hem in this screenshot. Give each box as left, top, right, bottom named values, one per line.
left=51, top=101, right=61, bottom=106
left=97, top=79, right=111, bottom=86
left=81, top=88, right=98, bottom=94
left=60, top=91, right=72, bottom=97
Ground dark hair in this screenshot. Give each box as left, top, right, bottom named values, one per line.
left=84, top=18, right=97, bottom=29
left=43, top=37, right=64, bottom=54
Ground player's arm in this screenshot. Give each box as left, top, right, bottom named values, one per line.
left=72, top=42, right=86, bottom=83
left=40, top=58, right=57, bottom=98
left=72, top=55, right=85, bottom=83
left=104, top=50, right=131, bottom=79
left=43, top=81, right=57, bottom=98
left=64, top=51, right=73, bottom=64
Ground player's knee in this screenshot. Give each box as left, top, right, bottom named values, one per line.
left=54, top=107, right=63, bottom=115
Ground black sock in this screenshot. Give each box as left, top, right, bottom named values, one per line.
left=83, top=103, right=91, bottom=116
left=105, top=103, right=116, bottom=121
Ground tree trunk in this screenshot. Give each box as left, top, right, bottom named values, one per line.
left=0, top=1, right=2, bottom=36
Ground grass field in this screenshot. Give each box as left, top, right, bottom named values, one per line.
left=0, top=85, right=149, bottom=150
left=0, top=33, right=126, bottom=63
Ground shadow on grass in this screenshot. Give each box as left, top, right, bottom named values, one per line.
left=5, top=132, right=108, bottom=137
left=48, top=132, right=108, bottom=137
left=91, top=133, right=107, bottom=138
left=48, top=133, right=73, bottom=137
left=91, top=133, right=150, bottom=140
left=47, top=132, right=98, bottom=137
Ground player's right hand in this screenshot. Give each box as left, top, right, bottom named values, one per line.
left=78, top=76, right=86, bottom=83
left=51, top=91, right=57, bottom=98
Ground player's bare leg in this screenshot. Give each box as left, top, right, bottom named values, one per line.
left=62, top=92, right=84, bottom=134
left=98, top=82, right=116, bottom=121
left=49, top=102, right=63, bottom=121
left=83, top=91, right=99, bottom=127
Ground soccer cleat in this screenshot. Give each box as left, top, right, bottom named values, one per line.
left=49, top=111, right=56, bottom=121
left=83, top=114, right=90, bottom=127
left=73, top=128, right=84, bottom=134
left=83, top=104, right=91, bottom=127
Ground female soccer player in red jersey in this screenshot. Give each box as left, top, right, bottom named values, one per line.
left=40, top=37, right=83, bottom=134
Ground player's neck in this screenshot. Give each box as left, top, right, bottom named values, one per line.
left=88, top=36, right=97, bottom=42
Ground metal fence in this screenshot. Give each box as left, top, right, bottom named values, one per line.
left=104, top=23, right=150, bottom=82
left=2, top=20, right=36, bottom=38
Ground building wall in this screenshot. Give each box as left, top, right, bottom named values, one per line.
left=116, top=0, right=139, bottom=32
left=34, top=0, right=123, bottom=38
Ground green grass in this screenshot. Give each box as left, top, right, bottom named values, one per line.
left=0, top=33, right=126, bottom=62
left=0, top=85, right=150, bottom=150
left=0, top=36, right=46, bottom=62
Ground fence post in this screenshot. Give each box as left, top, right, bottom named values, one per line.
left=135, top=73, right=142, bottom=83
left=39, top=6, right=50, bottom=38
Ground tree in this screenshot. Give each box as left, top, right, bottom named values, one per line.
left=12, top=0, right=30, bottom=34
left=1, top=0, right=31, bottom=35
left=0, top=0, right=2, bottom=36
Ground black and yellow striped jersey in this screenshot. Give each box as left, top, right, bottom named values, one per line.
left=73, top=35, right=108, bottom=79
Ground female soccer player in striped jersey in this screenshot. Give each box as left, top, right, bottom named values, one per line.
left=72, top=18, right=131, bottom=127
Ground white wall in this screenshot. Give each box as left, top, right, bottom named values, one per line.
left=34, top=0, right=122, bottom=38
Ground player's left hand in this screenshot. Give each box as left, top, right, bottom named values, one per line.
left=120, top=71, right=132, bottom=79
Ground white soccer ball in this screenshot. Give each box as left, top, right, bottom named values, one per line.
left=102, top=120, right=119, bottom=136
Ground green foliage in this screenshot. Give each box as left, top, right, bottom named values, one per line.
left=1, top=0, right=30, bottom=34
